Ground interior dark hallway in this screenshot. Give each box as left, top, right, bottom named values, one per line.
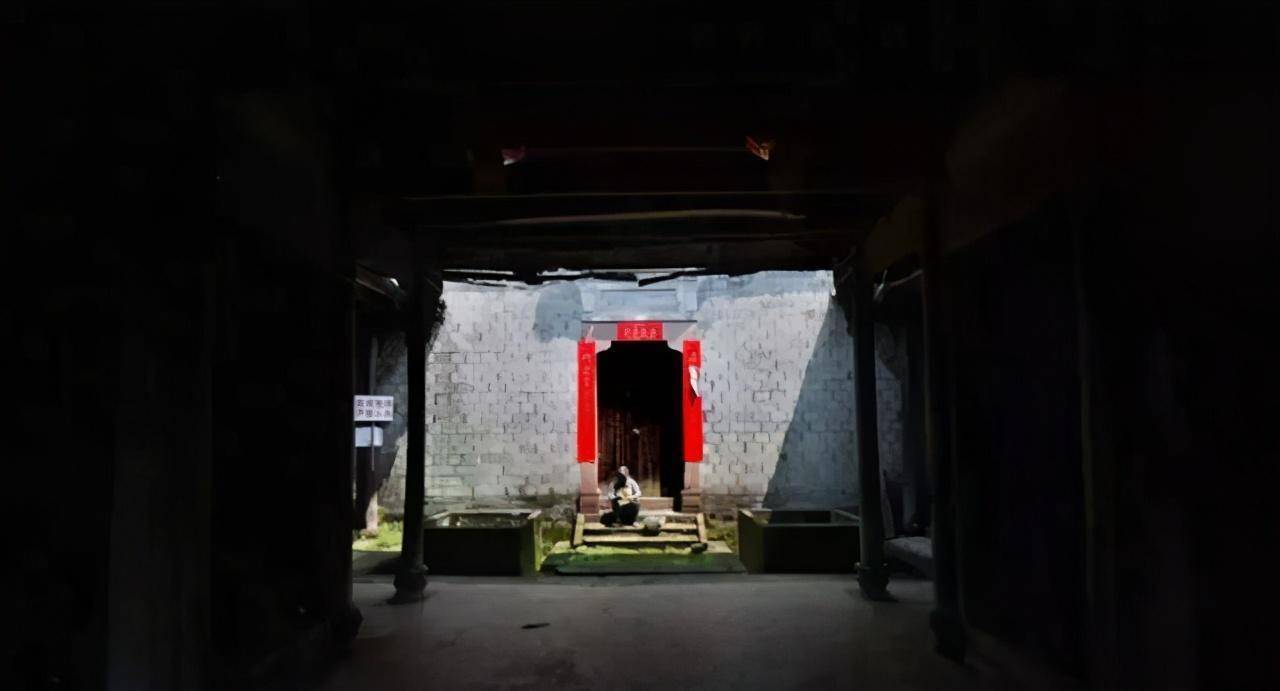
left=10, top=2, right=1280, bottom=690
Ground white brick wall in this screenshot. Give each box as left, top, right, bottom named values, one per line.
left=695, top=273, right=857, bottom=509
left=378, top=282, right=581, bottom=510
left=378, top=271, right=902, bottom=513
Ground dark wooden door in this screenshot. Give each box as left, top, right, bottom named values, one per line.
left=599, top=409, right=662, bottom=497
left=596, top=341, right=683, bottom=499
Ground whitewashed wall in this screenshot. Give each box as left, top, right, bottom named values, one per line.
left=377, top=271, right=906, bottom=514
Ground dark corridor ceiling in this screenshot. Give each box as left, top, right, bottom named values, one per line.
left=338, top=1, right=960, bottom=277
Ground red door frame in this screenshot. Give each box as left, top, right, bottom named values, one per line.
left=681, top=340, right=704, bottom=462
left=575, top=339, right=597, bottom=462
left=577, top=330, right=702, bottom=465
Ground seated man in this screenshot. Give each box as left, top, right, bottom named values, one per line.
left=602, top=466, right=642, bottom=526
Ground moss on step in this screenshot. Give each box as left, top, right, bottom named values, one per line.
left=540, top=540, right=743, bottom=574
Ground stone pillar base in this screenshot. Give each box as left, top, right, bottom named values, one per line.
left=681, top=462, right=703, bottom=512
left=578, top=462, right=601, bottom=514
left=334, top=603, right=365, bottom=643
left=856, top=563, right=893, bottom=601
left=390, top=562, right=428, bottom=604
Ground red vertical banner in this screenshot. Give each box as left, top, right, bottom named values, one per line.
left=682, top=340, right=704, bottom=462
left=577, top=340, right=597, bottom=462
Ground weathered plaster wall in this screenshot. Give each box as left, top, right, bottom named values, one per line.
left=378, top=271, right=907, bottom=513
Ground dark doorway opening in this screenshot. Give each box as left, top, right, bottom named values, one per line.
left=596, top=341, right=684, bottom=504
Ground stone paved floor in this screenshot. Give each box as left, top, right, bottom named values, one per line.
left=313, top=574, right=996, bottom=691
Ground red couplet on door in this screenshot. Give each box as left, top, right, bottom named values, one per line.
left=682, top=340, right=703, bottom=462
left=576, top=340, right=596, bottom=462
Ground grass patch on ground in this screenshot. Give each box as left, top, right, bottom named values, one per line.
left=351, top=520, right=403, bottom=552
left=352, top=518, right=572, bottom=561
left=540, top=520, right=572, bottom=559
left=705, top=517, right=738, bottom=552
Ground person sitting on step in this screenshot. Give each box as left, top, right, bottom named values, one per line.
left=603, top=466, right=642, bottom=527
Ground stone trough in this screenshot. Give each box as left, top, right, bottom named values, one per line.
left=423, top=510, right=543, bottom=576
left=736, top=509, right=860, bottom=573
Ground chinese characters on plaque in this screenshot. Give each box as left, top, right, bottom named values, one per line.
left=616, top=321, right=664, bottom=341
left=353, top=395, right=394, bottom=422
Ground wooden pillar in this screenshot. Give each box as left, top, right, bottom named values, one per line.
left=364, top=333, right=380, bottom=533
left=852, top=278, right=891, bottom=601
left=1073, top=217, right=1121, bottom=688
left=921, top=198, right=967, bottom=660
left=903, top=317, right=930, bottom=532
left=353, top=325, right=374, bottom=531
left=335, top=267, right=362, bottom=638
left=392, top=241, right=441, bottom=604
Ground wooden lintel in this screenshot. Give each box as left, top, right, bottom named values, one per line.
left=857, top=196, right=926, bottom=281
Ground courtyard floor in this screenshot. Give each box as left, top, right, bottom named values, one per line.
left=313, top=573, right=998, bottom=691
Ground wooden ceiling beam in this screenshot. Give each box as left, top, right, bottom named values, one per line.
left=394, top=190, right=890, bottom=228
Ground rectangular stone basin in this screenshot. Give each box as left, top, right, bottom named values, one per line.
left=736, top=509, right=860, bottom=574
left=423, top=510, right=543, bottom=576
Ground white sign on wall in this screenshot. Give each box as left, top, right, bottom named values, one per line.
left=355, top=426, right=384, bottom=448
left=354, top=395, right=394, bottom=422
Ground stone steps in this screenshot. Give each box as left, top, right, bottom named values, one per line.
left=583, top=533, right=701, bottom=545
left=573, top=512, right=708, bottom=547
left=584, top=522, right=697, bottom=533
left=541, top=541, right=747, bottom=575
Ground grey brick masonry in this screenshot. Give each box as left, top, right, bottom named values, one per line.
left=376, top=272, right=905, bottom=515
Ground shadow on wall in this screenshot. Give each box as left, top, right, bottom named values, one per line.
left=765, top=302, right=857, bottom=509
left=695, top=272, right=834, bottom=333
left=373, top=333, right=408, bottom=487
left=532, top=282, right=583, bottom=342
left=371, top=299, right=447, bottom=504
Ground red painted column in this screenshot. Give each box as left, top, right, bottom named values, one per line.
left=577, top=340, right=597, bottom=461
left=682, top=340, right=703, bottom=462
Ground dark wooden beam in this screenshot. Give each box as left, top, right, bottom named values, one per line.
left=852, top=277, right=892, bottom=601
left=384, top=190, right=884, bottom=275
left=858, top=196, right=926, bottom=278
left=440, top=238, right=853, bottom=274
left=396, top=190, right=890, bottom=227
